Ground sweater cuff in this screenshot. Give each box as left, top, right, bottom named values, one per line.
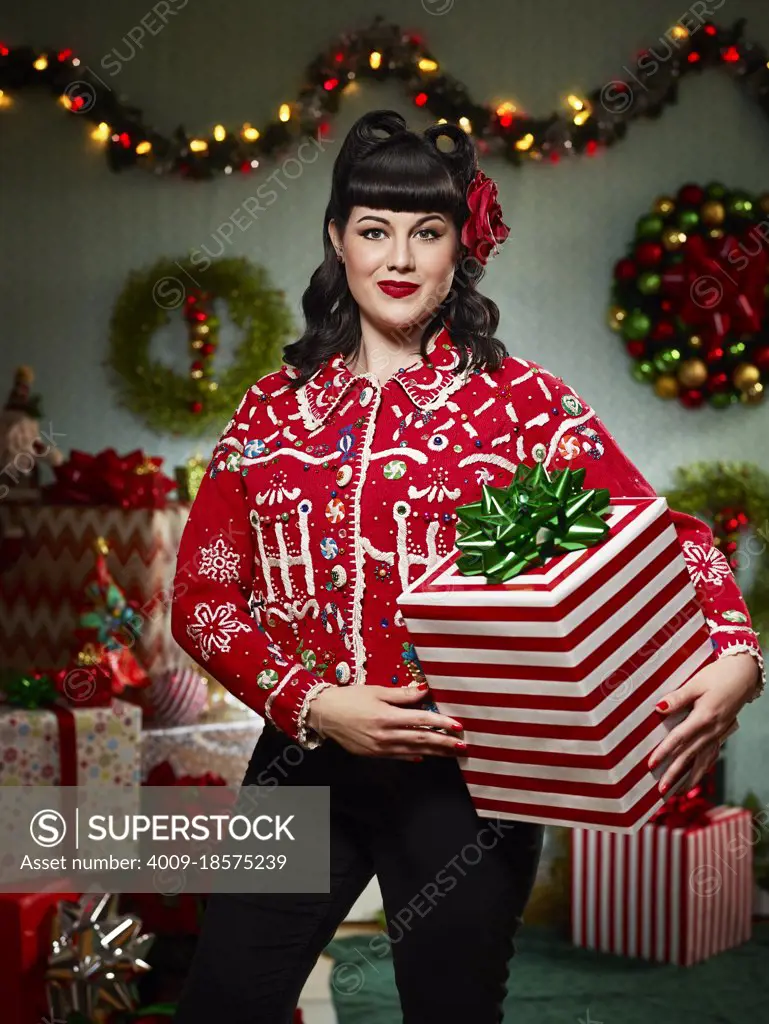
left=715, top=639, right=765, bottom=703
left=263, top=663, right=332, bottom=745
left=296, top=681, right=337, bottom=750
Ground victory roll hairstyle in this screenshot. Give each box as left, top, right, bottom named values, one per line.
left=282, top=109, right=506, bottom=389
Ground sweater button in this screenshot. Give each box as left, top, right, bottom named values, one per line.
left=335, top=661, right=351, bottom=685
left=336, top=464, right=353, bottom=487
left=330, top=564, right=347, bottom=588
left=359, top=386, right=373, bottom=407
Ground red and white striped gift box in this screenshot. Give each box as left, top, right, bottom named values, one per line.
left=396, top=497, right=715, bottom=834
left=571, top=805, right=753, bottom=965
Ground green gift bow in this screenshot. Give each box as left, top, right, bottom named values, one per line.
left=454, top=462, right=612, bottom=583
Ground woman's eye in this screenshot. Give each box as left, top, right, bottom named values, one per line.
left=361, top=227, right=441, bottom=241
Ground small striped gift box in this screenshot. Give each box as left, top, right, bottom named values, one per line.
left=396, top=496, right=715, bottom=834
left=571, top=805, right=753, bottom=964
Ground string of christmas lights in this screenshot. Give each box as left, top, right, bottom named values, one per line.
left=1, top=16, right=768, bottom=179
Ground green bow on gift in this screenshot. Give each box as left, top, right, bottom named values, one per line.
left=454, top=462, right=612, bottom=583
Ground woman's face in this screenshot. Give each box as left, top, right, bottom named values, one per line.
left=329, top=207, right=458, bottom=334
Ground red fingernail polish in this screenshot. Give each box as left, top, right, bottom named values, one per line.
left=656, top=700, right=669, bottom=711
left=659, top=781, right=668, bottom=793
left=456, top=741, right=467, bottom=750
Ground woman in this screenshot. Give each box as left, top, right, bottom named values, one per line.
left=171, top=110, right=763, bottom=1023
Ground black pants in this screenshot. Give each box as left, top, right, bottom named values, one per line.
left=173, top=721, right=545, bottom=1024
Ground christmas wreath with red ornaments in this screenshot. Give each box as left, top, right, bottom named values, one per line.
left=608, top=182, right=769, bottom=409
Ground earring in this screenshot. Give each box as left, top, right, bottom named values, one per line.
left=336, top=250, right=344, bottom=264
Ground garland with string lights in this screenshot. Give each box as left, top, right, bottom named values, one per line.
left=666, top=461, right=769, bottom=634
left=1, top=16, right=769, bottom=178
left=106, top=257, right=292, bottom=436
left=608, top=183, right=769, bottom=410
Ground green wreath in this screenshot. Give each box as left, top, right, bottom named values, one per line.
left=666, top=461, right=769, bottom=635
left=107, top=256, right=293, bottom=437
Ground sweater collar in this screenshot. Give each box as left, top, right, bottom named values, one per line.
left=293, top=325, right=471, bottom=431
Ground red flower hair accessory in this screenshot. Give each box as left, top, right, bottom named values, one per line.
left=460, top=169, right=510, bottom=266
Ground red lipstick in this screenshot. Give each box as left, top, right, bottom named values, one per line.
left=377, top=280, right=419, bottom=298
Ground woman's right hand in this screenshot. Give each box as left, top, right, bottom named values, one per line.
left=306, top=684, right=465, bottom=760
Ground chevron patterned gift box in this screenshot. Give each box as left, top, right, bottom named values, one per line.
left=0, top=504, right=190, bottom=678
left=396, top=496, right=716, bottom=835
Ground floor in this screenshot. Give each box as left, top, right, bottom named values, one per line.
left=297, top=922, right=381, bottom=1023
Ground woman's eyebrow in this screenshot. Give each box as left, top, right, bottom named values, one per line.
left=355, top=213, right=446, bottom=226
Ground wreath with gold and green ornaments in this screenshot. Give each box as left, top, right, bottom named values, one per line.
left=608, top=183, right=769, bottom=410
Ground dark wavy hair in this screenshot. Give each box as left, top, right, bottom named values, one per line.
left=282, top=109, right=507, bottom=390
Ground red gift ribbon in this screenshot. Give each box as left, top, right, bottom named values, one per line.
left=661, top=233, right=767, bottom=346
left=42, top=448, right=177, bottom=509
left=648, top=780, right=714, bottom=830
left=50, top=705, right=78, bottom=786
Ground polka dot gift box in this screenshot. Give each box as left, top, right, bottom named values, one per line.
left=0, top=698, right=141, bottom=787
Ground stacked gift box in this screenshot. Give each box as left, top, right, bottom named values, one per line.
left=571, top=795, right=753, bottom=965
left=0, top=446, right=194, bottom=684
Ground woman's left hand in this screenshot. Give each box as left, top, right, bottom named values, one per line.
left=647, top=652, right=760, bottom=794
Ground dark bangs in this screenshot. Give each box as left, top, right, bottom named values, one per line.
left=340, top=137, right=463, bottom=229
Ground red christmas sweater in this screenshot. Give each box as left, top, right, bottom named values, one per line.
left=170, top=326, right=764, bottom=748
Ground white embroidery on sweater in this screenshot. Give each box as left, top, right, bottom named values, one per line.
left=263, top=598, right=320, bottom=624
left=683, top=542, right=733, bottom=587
left=249, top=510, right=276, bottom=603
left=360, top=536, right=395, bottom=563
left=254, top=473, right=301, bottom=504
left=274, top=520, right=294, bottom=598
left=249, top=448, right=333, bottom=466
left=199, top=538, right=241, bottom=584
left=408, top=469, right=461, bottom=503
left=264, top=662, right=304, bottom=724
left=535, top=375, right=553, bottom=403
left=370, top=447, right=428, bottom=464
left=458, top=452, right=519, bottom=475
left=349, top=384, right=383, bottom=686
left=322, top=601, right=346, bottom=635
left=391, top=500, right=442, bottom=590
left=186, top=601, right=250, bottom=661
left=390, top=409, right=415, bottom=442
left=298, top=501, right=315, bottom=596
left=705, top=620, right=756, bottom=636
